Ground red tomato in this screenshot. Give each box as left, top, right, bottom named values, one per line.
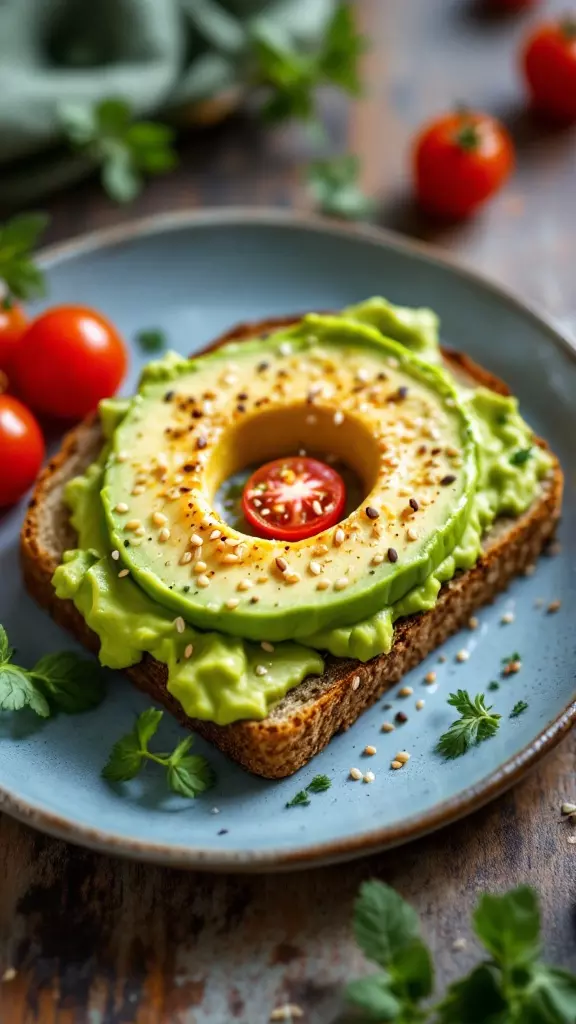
left=413, top=112, right=514, bottom=218
left=0, top=301, right=27, bottom=376
left=13, top=306, right=127, bottom=420
left=491, top=0, right=539, bottom=8
left=0, top=393, right=45, bottom=507
left=522, top=20, right=576, bottom=122
left=242, top=456, right=346, bottom=541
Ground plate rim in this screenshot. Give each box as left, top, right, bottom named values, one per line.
left=1, top=206, right=574, bottom=871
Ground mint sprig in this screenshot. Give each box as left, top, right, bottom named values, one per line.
left=347, top=881, right=576, bottom=1022
left=102, top=708, right=215, bottom=798
left=60, top=98, right=178, bottom=204
left=0, top=624, right=105, bottom=718
left=0, top=214, right=49, bottom=302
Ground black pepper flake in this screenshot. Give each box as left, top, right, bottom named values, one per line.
left=387, top=547, right=398, bottom=563
left=417, top=444, right=427, bottom=455
left=218, top=828, right=229, bottom=835
left=257, top=361, right=269, bottom=373
left=398, top=386, right=409, bottom=399
left=237, top=391, right=248, bottom=401
left=183, top=463, right=195, bottom=473
left=163, top=390, right=175, bottom=402
left=124, top=539, right=130, bottom=548
left=377, top=372, right=388, bottom=381
left=192, top=409, right=203, bottom=419
left=196, top=436, right=207, bottom=450
left=440, top=474, right=457, bottom=486
left=431, top=447, right=441, bottom=456
left=237, top=404, right=246, bottom=413
left=409, top=498, right=419, bottom=512
left=365, top=506, right=379, bottom=520
left=395, top=711, right=408, bottom=724
left=183, top=585, right=190, bottom=592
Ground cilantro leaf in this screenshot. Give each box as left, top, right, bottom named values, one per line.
left=473, top=886, right=541, bottom=968
left=0, top=665, right=50, bottom=718
left=167, top=755, right=215, bottom=798
left=436, top=963, right=508, bottom=1023
left=346, top=974, right=402, bottom=1020
left=353, top=880, right=421, bottom=968
left=0, top=624, right=13, bottom=666
left=136, top=328, right=166, bottom=353
left=307, top=774, right=331, bottom=793
left=307, top=156, right=376, bottom=221
left=286, top=790, right=311, bottom=808
left=135, top=707, right=163, bottom=749
left=510, top=447, right=532, bottom=466
left=0, top=213, right=49, bottom=301
left=60, top=98, right=177, bottom=204
left=436, top=690, right=501, bottom=759
left=102, top=732, right=143, bottom=782
left=510, top=700, right=528, bottom=718
left=30, top=652, right=106, bottom=713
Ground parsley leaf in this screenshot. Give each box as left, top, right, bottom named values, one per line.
left=502, top=652, right=521, bottom=666
left=60, top=98, right=178, bottom=204
left=30, top=652, right=106, bottom=713
left=436, top=690, right=501, bottom=759
left=136, top=328, right=166, bottom=353
left=102, top=708, right=214, bottom=798
left=307, top=156, right=376, bottom=221
left=510, top=447, right=532, bottom=466
left=307, top=774, right=331, bottom=793
left=510, top=700, right=528, bottom=718
left=488, top=681, right=500, bottom=691
left=0, top=665, right=50, bottom=718
left=286, top=790, right=311, bottom=808
left=0, top=213, right=49, bottom=302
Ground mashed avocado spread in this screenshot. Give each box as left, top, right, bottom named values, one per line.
left=53, top=298, right=552, bottom=725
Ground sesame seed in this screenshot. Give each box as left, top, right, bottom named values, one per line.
left=501, top=611, right=515, bottom=624
left=126, top=518, right=142, bottom=531
left=194, top=561, right=207, bottom=573
left=190, top=534, right=203, bottom=547
left=261, top=641, right=275, bottom=653
left=363, top=771, right=375, bottom=783
left=184, top=644, right=194, bottom=659
left=167, top=488, right=181, bottom=501
left=279, top=341, right=292, bottom=356
left=364, top=745, right=377, bottom=756
left=352, top=675, right=361, bottom=691
left=174, top=616, right=185, bottom=633
left=547, top=600, right=562, bottom=614
left=391, top=760, right=403, bottom=770
left=381, top=722, right=395, bottom=733
left=395, top=751, right=411, bottom=763
left=196, top=574, right=210, bottom=587
left=371, top=553, right=384, bottom=566
left=309, top=561, right=322, bottom=576
left=468, top=616, right=479, bottom=630
left=334, top=411, right=344, bottom=425
left=275, top=556, right=288, bottom=572
left=306, top=414, right=317, bottom=426
left=209, top=529, right=221, bottom=541
left=152, top=512, right=167, bottom=527
left=226, top=598, right=240, bottom=610
left=416, top=699, right=425, bottom=710
left=180, top=552, right=193, bottom=565
left=118, top=569, right=130, bottom=578
left=312, top=499, right=322, bottom=515
left=406, top=527, right=418, bottom=542
left=314, top=543, right=329, bottom=556
left=257, top=575, right=268, bottom=584
left=269, top=1004, right=304, bottom=1021
left=387, top=547, right=398, bottom=563
left=334, top=528, right=345, bottom=547
left=255, top=664, right=268, bottom=676
left=237, top=579, right=253, bottom=591
left=456, top=649, right=470, bottom=663
left=425, top=671, right=436, bottom=684
left=317, top=579, right=331, bottom=590
left=285, top=571, right=301, bottom=584
left=115, top=502, right=129, bottom=513
left=365, top=506, right=379, bottom=520
left=132, top=485, right=145, bottom=496
left=116, top=451, right=128, bottom=463
left=398, top=686, right=413, bottom=698
left=524, top=564, right=536, bottom=576
left=158, top=527, right=171, bottom=542
left=111, top=550, right=120, bottom=561
left=334, top=577, right=349, bottom=591
left=350, top=767, right=363, bottom=781
left=452, top=937, right=468, bottom=952
left=223, top=553, right=239, bottom=564
left=134, top=526, right=146, bottom=537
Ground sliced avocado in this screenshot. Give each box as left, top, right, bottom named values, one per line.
left=102, top=315, right=478, bottom=643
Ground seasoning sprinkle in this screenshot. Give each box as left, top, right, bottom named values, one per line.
left=118, top=569, right=130, bottom=578
left=416, top=699, right=425, bottom=710
left=158, top=527, right=171, bottom=542
left=194, top=561, right=207, bottom=573
left=395, top=711, right=408, bottom=724
left=387, top=547, right=398, bottom=563
left=501, top=611, right=515, bottom=624
left=352, top=675, right=361, bottom=691
left=365, top=506, right=379, bottom=520
left=468, top=616, right=479, bottom=630
left=406, top=527, right=418, bottom=542
left=196, top=574, right=210, bottom=588
left=334, top=410, right=344, bottom=425
left=255, top=664, right=268, bottom=676
left=334, top=528, right=345, bottom=547
left=395, top=751, right=410, bottom=764
left=190, top=534, right=203, bottom=547
left=398, top=686, right=413, bottom=698
left=275, top=556, right=288, bottom=573
left=152, top=511, right=167, bottom=527
left=425, top=671, right=436, bottom=684
left=381, top=722, right=395, bottom=733
left=180, top=551, right=193, bottom=565
left=371, top=553, right=384, bottom=566
left=391, top=760, right=403, bottom=770
left=547, top=599, right=561, bottom=614
left=317, top=579, right=331, bottom=590
left=115, top=502, right=129, bottom=514
left=350, top=767, right=363, bottom=781
left=334, top=577, right=349, bottom=591
left=309, top=561, right=322, bottom=576
left=209, top=529, right=221, bottom=541
left=363, top=771, right=375, bottom=783
left=364, top=745, right=377, bottom=756
left=226, top=598, right=239, bottom=610
left=440, top=474, right=457, bottom=486
left=456, top=649, right=470, bottom=663
left=261, top=641, right=275, bottom=653
left=184, top=643, right=194, bottom=659
left=409, top=497, right=419, bottom=512
left=111, top=549, right=120, bottom=561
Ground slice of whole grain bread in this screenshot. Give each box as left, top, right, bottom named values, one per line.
left=20, top=318, right=563, bottom=779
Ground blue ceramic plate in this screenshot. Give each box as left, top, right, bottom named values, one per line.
left=0, top=210, right=574, bottom=870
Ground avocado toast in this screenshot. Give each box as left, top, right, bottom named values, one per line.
left=21, top=299, right=563, bottom=778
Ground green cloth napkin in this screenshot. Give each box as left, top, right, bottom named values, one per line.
left=0, top=0, right=335, bottom=208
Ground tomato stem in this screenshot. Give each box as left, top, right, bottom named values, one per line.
left=1, top=295, right=13, bottom=312
left=455, top=122, right=480, bottom=152
left=560, top=17, right=576, bottom=40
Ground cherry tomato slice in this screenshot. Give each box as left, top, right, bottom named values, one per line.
left=0, top=393, right=45, bottom=507
left=242, top=456, right=346, bottom=541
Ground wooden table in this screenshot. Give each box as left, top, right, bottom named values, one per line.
left=1, top=2, right=575, bottom=1021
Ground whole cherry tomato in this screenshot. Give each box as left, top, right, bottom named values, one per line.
left=413, top=111, right=514, bottom=219
left=12, top=305, right=127, bottom=420
left=0, top=300, right=27, bottom=376
left=242, top=456, right=346, bottom=541
left=491, top=0, right=540, bottom=9
left=522, top=20, right=576, bottom=122
left=0, top=391, right=45, bottom=507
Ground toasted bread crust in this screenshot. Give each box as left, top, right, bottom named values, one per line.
left=21, top=318, right=563, bottom=778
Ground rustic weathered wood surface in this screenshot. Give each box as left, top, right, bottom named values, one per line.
left=0, top=2, right=575, bottom=1021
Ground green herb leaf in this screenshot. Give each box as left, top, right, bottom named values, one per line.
left=307, top=156, right=376, bottom=221
left=502, top=652, right=521, bottom=666
left=353, top=880, right=421, bottom=968
left=473, top=886, right=541, bottom=968
left=286, top=789, right=311, bottom=808
left=525, top=965, right=576, bottom=1022
left=488, top=681, right=500, bottom=691
left=0, top=665, right=50, bottom=718
left=392, top=940, right=434, bottom=1001
left=0, top=625, right=13, bottom=666
left=167, top=754, right=215, bottom=798
left=30, top=652, right=106, bottom=713
left=510, top=700, right=528, bottom=718
left=510, top=447, right=532, bottom=466
left=307, top=774, right=331, bottom=793
left=61, top=97, right=177, bottom=204
left=135, top=707, right=163, bottom=750
left=102, top=732, right=143, bottom=782
left=0, top=213, right=49, bottom=301
left=346, top=974, right=402, bottom=1020
left=136, top=328, right=166, bottom=353
left=436, top=963, right=507, bottom=1023
left=318, top=3, right=365, bottom=94
left=436, top=691, right=501, bottom=759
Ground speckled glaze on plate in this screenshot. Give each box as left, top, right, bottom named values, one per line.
left=0, top=210, right=574, bottom=871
